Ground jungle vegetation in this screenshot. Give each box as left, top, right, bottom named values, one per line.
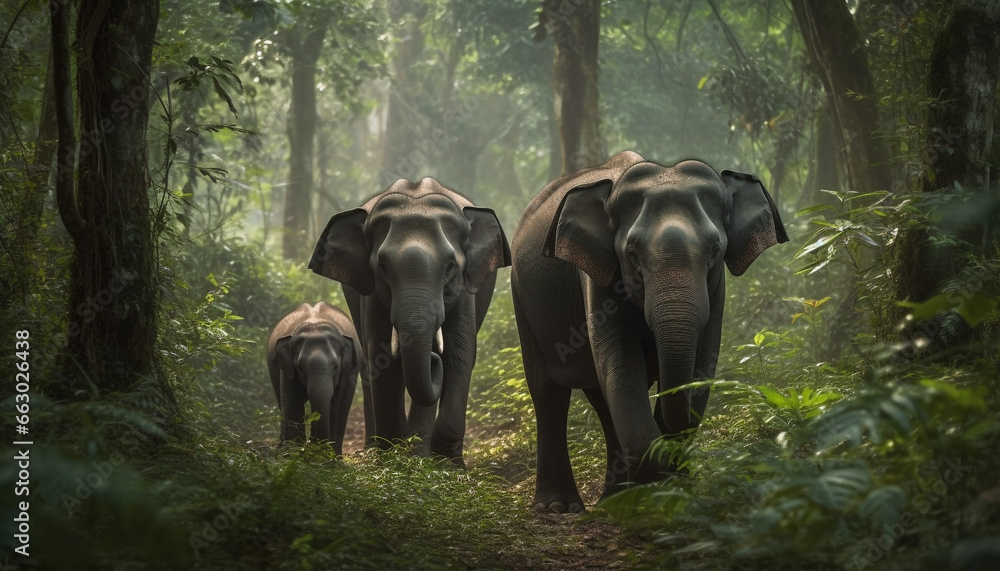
left=1, top=0, right=998, bottom=569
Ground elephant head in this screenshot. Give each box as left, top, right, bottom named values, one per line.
left=273, top=322, right=356, bottom=443
left=543, top=159, right=788, bottom=432
left=309, top=179, right=510, bottom=407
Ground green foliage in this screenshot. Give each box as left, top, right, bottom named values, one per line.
left=793, top=190, right=904, bottom=277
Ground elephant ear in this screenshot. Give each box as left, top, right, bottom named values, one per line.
left=463, top=206, right=512, bottom=294
left=542, top=180, right=617, bottom=287
left=339, top=334, right=358, bottom=375
left=721, top=170, right=789, bottom=276
left=309, top=208, right=375, bottom=295
left=273, top=335, right=295, bottom=382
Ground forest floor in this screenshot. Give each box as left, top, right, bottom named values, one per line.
left=336, top=402, right=654, bottom=569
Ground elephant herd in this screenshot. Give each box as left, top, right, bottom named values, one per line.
left=267, top=151, right=788, bottom=512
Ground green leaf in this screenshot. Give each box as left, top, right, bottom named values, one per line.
left=898, top=292, right=999, bottom=327
left=857, top=486, right=906, bottom=533
left=796, top=204, right=839, bottom=217
left=697, top=75, right=709, bottom=89
left=805, top=468, right=870, bottom=509
left=757, top=385, right=794, bottom=409
left=754, top=332, right=765, bottom=346
left=795, top=232, right=840, bottom=258
left=212, top=77, right=239, bottom=117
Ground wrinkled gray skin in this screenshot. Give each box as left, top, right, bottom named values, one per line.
left=309, top=178, right=511, bottom=466
left=268, top=302, right=360, bottom=454
left=511, top=151, right=788, bottom=512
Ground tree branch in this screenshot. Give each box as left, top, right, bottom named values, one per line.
left=50, top=0, right=87, bottom=241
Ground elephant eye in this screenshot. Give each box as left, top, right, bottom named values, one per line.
left=377, top=262, right=389, bottom=281
left=444, top=261, right=458, bottom=280
left=707, top=242, right=721, bottom=268
left=626, top=245, right=640, bottom=269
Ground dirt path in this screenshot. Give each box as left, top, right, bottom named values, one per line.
left=340, top=397, right=368, bottom=455
left=336, top=403, right=651, bottom=569
left=493, top=514, right=649, bottom=569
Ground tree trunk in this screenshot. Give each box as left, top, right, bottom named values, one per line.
left=543, top=0, right=603, bottom=174
left=797, top=104, right=843, bottom=212
left=380, top=0, right=427, bottom=185
left=282, top=16, right=327, bottom=260
left=895, top=0, right=1000, bottom=308
left=791, top=0, right=891, bottom=194
left=52, top=0, right=166, bottom=397
left=179, top=97, right=199, bottom=237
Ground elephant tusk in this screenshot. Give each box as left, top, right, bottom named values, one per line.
left=435, top=327, right=444, bottom=354
left=391, top=328, right=399, bottom=357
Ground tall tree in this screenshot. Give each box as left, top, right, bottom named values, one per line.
left=380, top=0, right=428, bottom=182
left=538, top=0, right=603, bottom=174
left=282, top=11, right=329, bottom=259
left=895, top=0, right=1000, bottom=304
left=791, top=0, right=892, bottom=194
left=52, top=0, right=166, bottom=396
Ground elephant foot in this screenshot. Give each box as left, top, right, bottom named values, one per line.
left=430, top=454, right=466, bottom=470
left=532, top=495, right=584, bottom=514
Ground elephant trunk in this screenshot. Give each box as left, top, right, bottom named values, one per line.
left=392, top=291, right=444, bottom=407
left=646, top=268, right=709, bottom=437
left=303, top=356, right=336, bottom=442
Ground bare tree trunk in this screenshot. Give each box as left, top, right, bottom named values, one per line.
left=53, top=0, right=167, bottom=398
left=542, top=0, right=603, bottom=174
left=797, top=101, right=843, bottom=212
left=179, top=97, right=199, bottom=237
left=282, top=16, right=326, bottom=260
left=380, top=0, right=427, bottom=185
left=895, top=0, right=1000, bottom=306
left=791, top=0, right=891, bottom=194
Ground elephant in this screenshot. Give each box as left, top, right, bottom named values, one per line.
left=511, top=151, right=788, bottom=512
left=267, top=302, right=361, bottom=454
left=308, top=177, right=511, bottom=466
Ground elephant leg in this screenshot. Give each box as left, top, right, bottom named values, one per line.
left=361, top=367, right=375, bottom=448
left=344, top=285, right=376, bottom=448
left=407, top=401, right=435, bottom=456
left=279, top=373, right=307, bottom=443
left=331, top=371, right=357, bottom=455
left=362, top=297, right=409, bottom=447
left=514, top=289, right=582, bottom=513
left=370, top=357, right=408, bottom=447
left=583, top=388, right=627, bottom=500
left=529, top=375, right=580, bottom=512
left=429, top=295, right=477, bottom=467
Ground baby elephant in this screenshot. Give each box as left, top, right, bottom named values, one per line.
left=268, top=302, right=360, bottom=454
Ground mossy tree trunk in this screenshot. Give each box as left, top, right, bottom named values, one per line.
left=52, top=0, right=167, bottom=398
left=895, top=0, right=1000, bottom=306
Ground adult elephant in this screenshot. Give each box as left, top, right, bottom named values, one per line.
left=268, top=302, right=360, bottom=455
left=309, top=177, right=510, bottom=466
left=511, top=151, right=788, bottom=512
